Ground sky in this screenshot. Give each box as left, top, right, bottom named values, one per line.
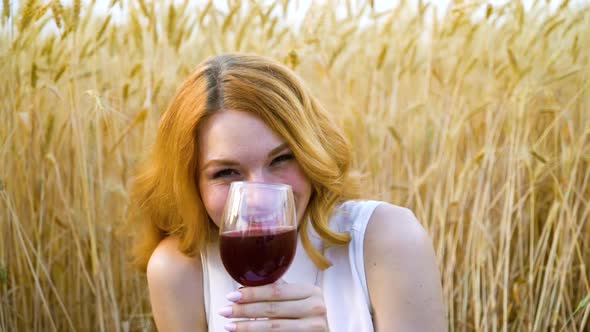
left=4, top=0, right=589, bottom=29
left=248, top=0, right=590, bottom=26
left=174, top=1, right=587, bottom=26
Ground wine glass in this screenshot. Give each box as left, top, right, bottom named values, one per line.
left=219, top=181, right=298, bottom=287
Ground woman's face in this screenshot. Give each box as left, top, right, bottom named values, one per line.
left=197, top=109, right=312, bottom=228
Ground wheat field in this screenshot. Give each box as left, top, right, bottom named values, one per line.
left=1, top=0, right=589, bottom=331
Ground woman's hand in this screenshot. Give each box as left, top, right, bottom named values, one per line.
left=218, top=281, right=328, bottom=332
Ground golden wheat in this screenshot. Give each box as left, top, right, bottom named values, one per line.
left=1, top=1, right=589, bottom=331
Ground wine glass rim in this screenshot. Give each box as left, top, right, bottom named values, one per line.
left=230, top=181, right=292, bottom=191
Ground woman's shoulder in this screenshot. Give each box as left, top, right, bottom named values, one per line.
left=146, top=236, right=207, bottom=330
left=147, top=236, right=202, bottom=282
left=365, top=202, right=429, bottom=251
left=363, top=203, right=447, bottom=330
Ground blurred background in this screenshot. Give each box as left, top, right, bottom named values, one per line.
left=1, top=0, right=589, bottom=331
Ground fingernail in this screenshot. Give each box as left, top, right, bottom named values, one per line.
left=226, top=291, right=242, bottom=302
left=218, top=306, right=233, bottom=317
left=224, top=323, right=237, bottom=331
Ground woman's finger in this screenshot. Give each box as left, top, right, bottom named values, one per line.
left=227, top=283, right=321, bottom=303
left=223, top=317, right=327, bottom=332
left=246, top=283, right=308, bottom=302
left=219, top=296, right=326, bottom=319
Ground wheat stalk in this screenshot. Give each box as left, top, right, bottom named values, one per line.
left=1, top=1, right=589, bottom=331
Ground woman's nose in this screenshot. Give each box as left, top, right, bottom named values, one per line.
left=243, top=171, right=281, bottom=212
left=247, top=169, right=271, bottom=184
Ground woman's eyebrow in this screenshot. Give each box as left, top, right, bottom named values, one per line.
left=201, top=143, right=289, bottom=171
left=267, top=143, right=289, bottom=157
left=200, top=159, right=239, bottom=171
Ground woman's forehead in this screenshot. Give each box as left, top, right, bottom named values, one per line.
left=198, top=110, right=286, bottom=162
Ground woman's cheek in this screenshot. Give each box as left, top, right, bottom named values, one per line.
left=202, top=184, right=230, bottom=228
left=280, top=165, right=312, bottom=219
left=217, top=190, right=231, bottom=227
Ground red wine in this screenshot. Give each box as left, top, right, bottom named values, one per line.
left=220, top=226, right=297, bottom=287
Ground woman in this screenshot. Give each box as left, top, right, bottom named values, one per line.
left=129, top=54, right=446, bottom=331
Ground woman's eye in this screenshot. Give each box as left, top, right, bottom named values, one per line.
left=212, top=169, right=239, bottom=179
left=271, top=153, right=294, bottom=166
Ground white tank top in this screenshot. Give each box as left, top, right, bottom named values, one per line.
left=201, top=200, right=382, bottom=332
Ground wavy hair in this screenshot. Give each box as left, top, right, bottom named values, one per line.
left=129, top=54, right=359, bottom=271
